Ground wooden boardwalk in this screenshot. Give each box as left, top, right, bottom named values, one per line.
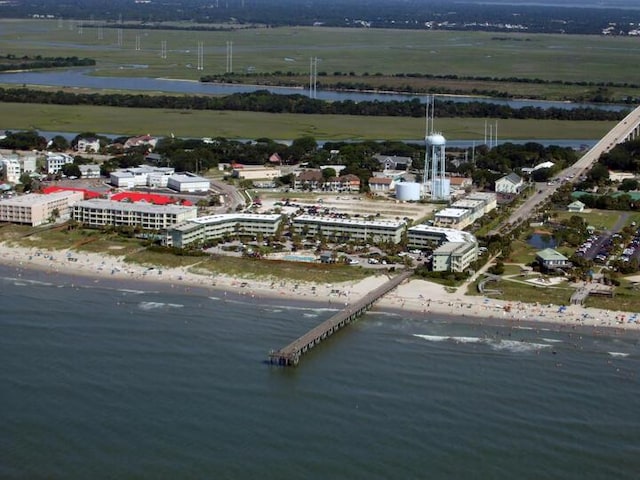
left=268, top=270, right=413, bottom=366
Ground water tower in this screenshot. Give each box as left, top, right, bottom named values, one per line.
left=421, top=97, right=450, bottom=201
left=425, top=132, right=450, bottom=201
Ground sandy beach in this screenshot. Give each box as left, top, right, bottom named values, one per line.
left=2, top=241, right=639, bottom=335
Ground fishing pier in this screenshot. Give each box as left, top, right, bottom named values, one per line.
left=269, top=270, right=413, bottom=366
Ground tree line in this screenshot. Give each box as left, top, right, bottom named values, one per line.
left=0, top=87, right=626, bottom=121
left=0, top=55, right=95, bottom=72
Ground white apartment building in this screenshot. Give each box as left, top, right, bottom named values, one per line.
left=292, top=215, right=405, bottom=244
left=21, top=154, right=37, bottom=174
left=1, top=156, right=21, bottom=183
left=110, top=166, right=175, bottom=189
left=72, top=199, right=197, bottom=230
left=167, top=213, right=283, bottom=248
left=79, top=164, right=101, bottom=179
left=46, top=153, right=75, bottom=174
left=432, top=241, right=479, bottom=273
left=0, top=191, right=84, bottom=226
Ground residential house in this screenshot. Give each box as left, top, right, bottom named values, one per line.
left=372, top=154, right=412, bottom=170
left=495, top=173, right=524, bottom=194
left=567, top=200, right=585, bottom=213
left=124, top=134, right=158, bottom=151
left=76, top=137, right=101, bottom=153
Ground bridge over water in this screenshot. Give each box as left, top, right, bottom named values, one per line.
left=490, top=104, right=640, bottom=236
left=269, top=270, right=413, bottom=366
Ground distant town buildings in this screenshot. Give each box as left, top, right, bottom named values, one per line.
left=109, top=166, right=210, bottom=192
left=294, top=170, right=360, bottom=192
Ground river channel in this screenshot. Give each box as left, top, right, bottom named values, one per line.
left=0, top=68, right=629, bottom=112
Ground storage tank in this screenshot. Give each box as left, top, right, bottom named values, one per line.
left=396, top=182, right=421, bottom=201
left=432, top=178, right=451, bottom=199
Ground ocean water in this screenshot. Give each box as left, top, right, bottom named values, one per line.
left=1, top=266, right=640, bottom=479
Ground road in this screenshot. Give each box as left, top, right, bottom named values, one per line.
left=489, top=104, right=640, bottom=236
left=210, top=178, right=246, bottom=211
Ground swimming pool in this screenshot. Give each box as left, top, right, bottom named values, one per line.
left=283, top=255, right=317, bottom=263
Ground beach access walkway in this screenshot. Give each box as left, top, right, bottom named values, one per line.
left=269, top=269, right=413, bottom=366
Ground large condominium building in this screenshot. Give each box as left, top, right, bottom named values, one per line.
left=465, top=192, right=497, bottom=213
left=432, top=241, right=478, bottom=273
left=431, top=192, right=497, bottom=230
left=72, top=199, right=197, bottom=230
left=166, top=213, right=284, bottom=248
left=450, top=199, right=486, bottom=224
left=292, top=215, right=405, bottom=244
left=433, top=207, right=472, bottom=229
left=0, top=191, right=84, bottom=226
left=407, top=224, right=478, bottom=272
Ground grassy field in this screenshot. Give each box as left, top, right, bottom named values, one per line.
left=0, top=101, right=615, bottom=140
left=2, top=21, right=640, bottom=86
left=553, top=209, right=629, bottom=231
left=1, top=21, right=640, bottom=102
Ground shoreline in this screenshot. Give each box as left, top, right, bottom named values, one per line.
left=2, top=241, right=639, bottom=336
